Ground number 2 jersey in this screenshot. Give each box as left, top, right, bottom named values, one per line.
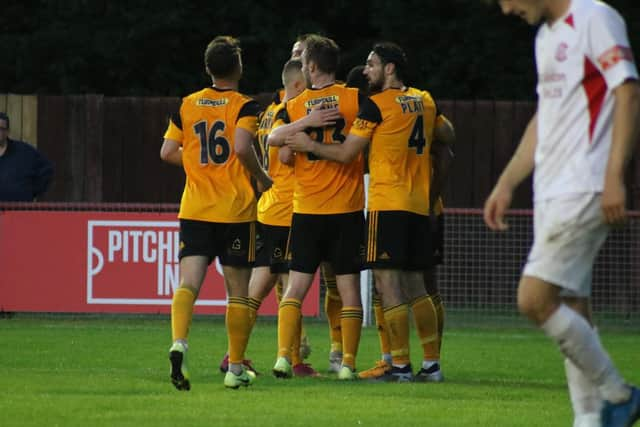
left=275, top=84, right=365, bottom=215
left=164, top=87, right=260, bottom=222
left=349, top=87, right=438, bottom=215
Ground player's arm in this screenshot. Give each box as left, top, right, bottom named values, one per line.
left=268, top=103, right=343, bottom=147
left=484, top=111, right=537, bottom=231
left=286, top=94, right=377, bottom=163
left=235, top=102, right=273, bottom=191
left=285, top=131, right=369, bottom=163
left=430, top=114, right=455, bottom=214
left=160, top=139, right=183, bottom=166
left=235, top=127, right=273, bottom=191
left=602, top=80, right=640, bottom=224
left=160, top=112, right=184, bottom=166
left=588, top=5, right=640, bottom=223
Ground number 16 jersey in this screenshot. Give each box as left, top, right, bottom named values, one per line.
left=164, top=87, right=260, bottom=223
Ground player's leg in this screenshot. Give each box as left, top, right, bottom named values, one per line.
left=321, top=261, right=343, bottom=372
left=169, top=219, right=215, bottom=391
left=169, top=255, right=208, bottom=391
left=329, top=211, right=365, bottom=380
left=426, top=213, right=446, bottom=356
left=373, top=268, right=412, bottom=382
left=219, top=222, right=272, bottom=374
left=274, top=270, right=315, bottom=378
left=361, top=211, right=412, bottom=381
left=407, top=213, right=442, bottom=382
left=424, top=268, right=444, bottom=354
left=357, top=283, right=392, bottom=379
left=279, top=258, right=318, bottom=376
left=275, top=276, right=285, bottom=302
left=221, top=264, right=256, bottom=388
left=219, top=221, right=257, bottom=388
left=285, top=269, right=320, bottom=377
left=334, top=272, right=362, bottom=379
left=273, top=213, right=322, bottom=378
left=372, top=283, right=392, bottom=365
left=407, top=270, right=442, bottom=382
left=218, top=265, right=274, bottom=373
left=521, top=195, right=638, bottom=426
left=519, top=277, right=632, bottom=412
left=562, top=297, right=602, bottom=427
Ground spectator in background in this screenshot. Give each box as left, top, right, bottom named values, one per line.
left=0, top=112, right=53, bottom=201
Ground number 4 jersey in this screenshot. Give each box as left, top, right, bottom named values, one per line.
left=164, top=87, right=260, bottom=222
left=349, top=87, right=438, bottom=215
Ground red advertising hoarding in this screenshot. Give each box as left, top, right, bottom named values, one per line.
left=0, top=210, right=319, bottom=315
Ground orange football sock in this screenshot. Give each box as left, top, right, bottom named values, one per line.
left=226, top=297, right=252, bottom=364
left=277, top=298, right=301, bottom=360
left=373, top=294, right=391, bottom=356
left=171, top=287, right=196, bottom=341
left=411, top=295, right=439, bottom=361
left=325, top=281, right=343, bottom=353
left=383, top=304, right=411, bottom=366
left=340, top=306, right=363, bottom=369
left=431, top=293, right=445, bottom=353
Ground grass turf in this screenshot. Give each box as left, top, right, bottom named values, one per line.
left=1, top=314, right=638, bottom=427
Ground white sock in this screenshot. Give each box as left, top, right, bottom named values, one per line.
left=541, top=304, right=629, bottom=404
left=573, top=413, right=601, bottom=427
left=174, top=339, right=188, bottom=350
left=565, top=358, right=602, bottom=417
left=382, top=353, right=392, bottom=364
left=422, top=360, right=439, bottom=370
left=229, top=363, right=243, bottom=375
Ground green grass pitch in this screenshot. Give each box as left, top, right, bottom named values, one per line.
left=1, top=314, right=638, bottom=427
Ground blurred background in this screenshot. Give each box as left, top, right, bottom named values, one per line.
left=1, top=0, right=637, bottom=100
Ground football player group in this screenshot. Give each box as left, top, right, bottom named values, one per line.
left=160, top=1, right=640, bottom=426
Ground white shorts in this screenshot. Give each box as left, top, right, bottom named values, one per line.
left=522, top=194, right=609, bottom=297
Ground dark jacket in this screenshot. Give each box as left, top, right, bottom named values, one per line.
left=0, top=138, right=54, bottom=201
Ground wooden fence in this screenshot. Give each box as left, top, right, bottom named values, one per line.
left=3, top=93, right=639, bottom=208
left=0, top=94, right=38, bottom=148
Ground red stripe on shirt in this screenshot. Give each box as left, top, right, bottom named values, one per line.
left=582, top=57, right=607, bottom=143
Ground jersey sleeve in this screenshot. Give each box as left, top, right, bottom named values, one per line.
left=349, top=96, right=381, bottom=139
left=271, top=102, right=291, bottom=130
left=268, top=104, right=285, bottom=130
left=163, top=111, right=183, bottom=144
left=422, top=90, right=441, bottom=118
left=587, top=5, right=639, bottom=89
left=236, top=100, right=260, bottom=135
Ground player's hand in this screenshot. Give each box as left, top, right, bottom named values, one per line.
left=279, top=145, right=295, bottom=166
left=483, top=184, right=512, bottom=231
left=305, top=102, right=342, bottom=128
left=601, top=177, right=627, bottom=225
left=285, top=132, right=315, bottom=153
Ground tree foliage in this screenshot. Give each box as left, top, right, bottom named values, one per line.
left=2, top=0, right=638, bottom=99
